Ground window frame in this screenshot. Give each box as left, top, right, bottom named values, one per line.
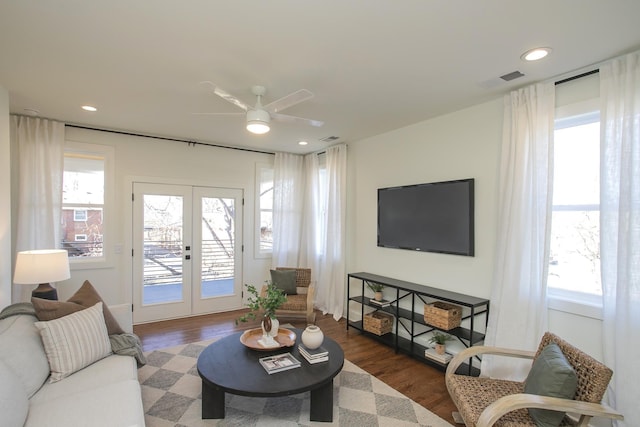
left=63, top=141, right=114, bottom=270
left=547, top=98, right=603, bottom=319
left=254, top=162, right=274, bottom=259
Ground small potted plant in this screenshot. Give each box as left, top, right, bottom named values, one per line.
left=428, top=331, right=454, bottom=355
left=236, top=282, right=287, bottom=346
left=367, top=282, right=385, bottom=301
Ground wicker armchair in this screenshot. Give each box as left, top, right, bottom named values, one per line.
left=261, top=267, right=316, bottom=325
left=445, top=332, right=623, bottom=427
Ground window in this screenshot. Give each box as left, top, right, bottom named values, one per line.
left=548, top=102, right=602, bottom=307
left=61, top=142, right=113, bottom=266
left=73, top=209, right=87, bottom=221
left=255, top=164, right=273, bottom=257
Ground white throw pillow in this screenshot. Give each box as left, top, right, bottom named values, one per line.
left=35, top=301, right=112, bottom=382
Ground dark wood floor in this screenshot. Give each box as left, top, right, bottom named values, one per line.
left=134, top=309, right=458, bottom=424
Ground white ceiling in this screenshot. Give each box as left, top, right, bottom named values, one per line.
left=1, top=1, right=640, bottom=154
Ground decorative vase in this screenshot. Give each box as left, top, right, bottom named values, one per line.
left=301, top=325, right=324, bottom=350
left=435, top=343, right=446, bottom=355
left=374, top=291, right=383, bottom=301
left=259, top=316, right=280, bottom=348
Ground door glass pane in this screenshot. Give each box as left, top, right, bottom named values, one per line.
left=201, top=197, right=235, bottom=298
left=142, top=195, right=184, bottom=305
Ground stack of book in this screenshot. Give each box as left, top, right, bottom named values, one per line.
left=424, top=348, right=453, bottom=364
left=259, top=352, right=301, bottom=374
left=298, top=345, right=329, bottom=364
left=370, top=298, right=392, bottom=307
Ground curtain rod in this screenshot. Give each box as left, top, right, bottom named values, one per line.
left=66, top=123, right=276, bottom=156
left=555, top=69, right=599, bottom=86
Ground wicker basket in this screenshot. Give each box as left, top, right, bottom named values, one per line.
left=363, top=311, right=393, bottom=336
left=424, top=301, right=462, bottom=330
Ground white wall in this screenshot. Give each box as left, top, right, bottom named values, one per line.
left=346, top=94, right=605, bottom=360
left=52, top=127, right=274, bottom=309
left=0, top=87, right=10, bottom=307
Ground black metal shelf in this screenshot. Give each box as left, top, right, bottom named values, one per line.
left=347, top=272, right=490, bottom=376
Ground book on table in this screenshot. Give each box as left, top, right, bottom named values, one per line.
left=259, top=352, right=301, bottom=374
left=300, top=352, right=329, bottom=364
left=299, top=345, right=329, bottom=364
left=424, top=348, right=453, bottom=364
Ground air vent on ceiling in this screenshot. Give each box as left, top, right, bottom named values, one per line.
left=500, top=71, right=525, bottom=82
left=319, top=136, right=340, bottom=142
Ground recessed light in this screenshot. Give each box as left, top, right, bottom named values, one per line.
left=298, top=141, right=308, bottom=146
left=81, top=105, right=97, bottom=112
left=521, top=47, right=552, bottom=61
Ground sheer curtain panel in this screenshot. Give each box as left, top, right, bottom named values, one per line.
left=481, top=83, right=555, bottom=380
left=271, top=152, right=305, bottom=268
left=314, top=145, right=347, bottom=320
left=11, top=116, right=65, bottom=302
left=600, top=50, right=640, bottom=426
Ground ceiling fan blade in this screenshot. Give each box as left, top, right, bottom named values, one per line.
left=272, top=112, right=324, bottom=127
left=264, top=89, right=314, bottom=113
left=199, top=81, right=250, bottom=111
left=191, top=112, right=244, bottom=116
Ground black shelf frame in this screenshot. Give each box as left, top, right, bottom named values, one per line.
left=346, top=272, right=490, bottom=376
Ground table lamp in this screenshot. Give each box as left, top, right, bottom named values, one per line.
left=13, top=249, right=70, bottom=300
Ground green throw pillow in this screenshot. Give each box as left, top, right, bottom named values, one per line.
left=270, top=269, right=297, bottom=295
left=524, top=342, right=578, bottom=427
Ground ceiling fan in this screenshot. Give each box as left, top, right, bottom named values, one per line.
left=196, top=82, right=324, bottom=134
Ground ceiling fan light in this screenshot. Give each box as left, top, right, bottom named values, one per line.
left=246, top=109, right=271, bottom=134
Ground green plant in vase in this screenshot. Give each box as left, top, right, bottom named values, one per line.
left=367, top=283, right=385, bottom=301
left=428, top=331, right=454, bottom=355
left=236, top=282, right=287, bottom=325
left=236, top=282, right=287, bottom=348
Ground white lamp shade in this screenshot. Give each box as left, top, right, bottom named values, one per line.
left=13, top=249, right=71, bottom=284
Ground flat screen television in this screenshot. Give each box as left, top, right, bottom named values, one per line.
left=377, top=178, right=474, bottom=256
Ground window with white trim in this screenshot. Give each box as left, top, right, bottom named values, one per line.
left=548, top=100, right=602, bottom=307
left=255, top=164, right=273, bottom=258
left=61, top=142, right=113, bottom=266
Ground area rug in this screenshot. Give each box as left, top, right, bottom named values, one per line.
left=138, top=338, right=453, bottom=426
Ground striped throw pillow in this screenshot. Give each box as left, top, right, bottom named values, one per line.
left=35, top=301, right=112, bottom=382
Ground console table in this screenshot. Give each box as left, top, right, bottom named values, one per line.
left=347, top=272, right=489, bottom=375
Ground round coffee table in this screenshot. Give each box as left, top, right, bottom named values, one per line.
left=197, top=328, right=344, bottom=422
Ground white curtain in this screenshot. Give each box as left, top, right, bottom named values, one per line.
left=271, top=145, right=347, bottom=320
left=481, top=83, right=555, bottom=380
left=600, top=51, right=640, bottom=426
left=314, top=145, right=347, bottom=320
left=11, top=116, right=65, bottom=302
left=271, top=152, right=305, bottom=267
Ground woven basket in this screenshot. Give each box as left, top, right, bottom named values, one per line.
left=424, top=301, right=462, bottom=330
left=364, top=311, right=393, bottom=336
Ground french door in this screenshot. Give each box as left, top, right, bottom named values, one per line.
left=132, top=183, right=243, bottom=323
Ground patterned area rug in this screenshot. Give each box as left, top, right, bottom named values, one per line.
left=138, top=338, right=453, bottom=426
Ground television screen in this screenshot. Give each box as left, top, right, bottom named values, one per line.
left=377, top=178, right=474, bottom=256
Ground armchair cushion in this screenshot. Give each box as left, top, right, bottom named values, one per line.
left=270, top=269, right=297, bottom=295
left=524, top=343, right=578, bottom=426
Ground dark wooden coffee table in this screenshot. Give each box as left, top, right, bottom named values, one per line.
left=197, top=328, right=344, bottom=422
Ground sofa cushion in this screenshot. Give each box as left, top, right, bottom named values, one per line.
left=35, top=302, right=112, bottom=382
left=0, top=314, right=50, bottom=398
left=25, top=379, right=145, bottom=427
left=0, top=358, right=29, bottom=427
left=270, top=269, right=297, bottom=295
left=30, top=353, right=137, bottom=404
left=524, top=342, right=578, bottom=426
left=32, top=280, right=125, bottom=335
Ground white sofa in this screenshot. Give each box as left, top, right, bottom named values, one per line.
left=0, top=303, right=145, bottom=427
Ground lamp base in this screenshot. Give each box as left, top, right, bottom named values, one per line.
left=32, top=283, right=58, bottom=301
